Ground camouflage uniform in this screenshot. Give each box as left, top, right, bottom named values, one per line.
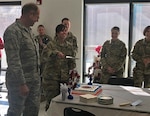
left=132, top=39, right=150, bottom=88
left=36, top=34, right=53, bottom=74
left=36, top=34, right=52, bottom=56
left=101, top=39, right=127, bottom=83
left=36, top=34, right=53, bottom=102
left=3, top=19, right=40, bottom=116
left=54, top=32, right=78, bottom=56
left=41, top=37, right=75, bottom=110
left=66, top=32, right=78, bottom=57
left=66, top=32, right=78, bottom=69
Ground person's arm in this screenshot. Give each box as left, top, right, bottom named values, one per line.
left=112, top=42, right=127, bottom=72
left=4, top=28, right=29, bottom=96
left=101, top=41, right=109, bottom=70
left=72, top=36, right=78, bottom=54
left=4, top=29, right=26, bottom=85
left=132, top=41, right=143, bottom=63
left=65, top=41, right=76, bottom=70
left=41, top=40, right=64, bottom=64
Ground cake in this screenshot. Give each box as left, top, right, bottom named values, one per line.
left=71, top=84, right=102, bottom=96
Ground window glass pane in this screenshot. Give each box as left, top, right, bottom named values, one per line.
left=0, top=5, right=21, bottom=69
left=131, top=3, right=150, bottom=76
left=85, top=4, right=129, bottom=77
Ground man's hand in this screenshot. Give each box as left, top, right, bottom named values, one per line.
left=107, top=66, right=115, bottom=74
left=19, top=84, right=29, bottom=96
left=57, top=51, right=65, bottom=58
left=143, top=57, right=150, bottom=67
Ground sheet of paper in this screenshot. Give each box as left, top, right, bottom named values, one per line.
left=120, top=86, right=150, bottom=96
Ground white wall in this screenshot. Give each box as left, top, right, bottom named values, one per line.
left=22, top=0, right=84, bottom=78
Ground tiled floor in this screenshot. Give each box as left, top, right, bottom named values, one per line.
left=0, top=71, right=48, bottom=116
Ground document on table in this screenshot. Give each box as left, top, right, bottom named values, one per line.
left=121, top=86, right=150, bottom=96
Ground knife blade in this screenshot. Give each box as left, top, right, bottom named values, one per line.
left=66, top=56, right=79, bottom=59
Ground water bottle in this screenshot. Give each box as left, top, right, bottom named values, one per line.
left=60, top=83, right=68, bottom=101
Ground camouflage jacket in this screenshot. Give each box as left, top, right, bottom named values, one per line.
left=66, top=32, right=78, bottom=56
left=3, top=19, right=40, bottom=84
left=132, top=38, right=150, bottom=74
left=101, top=39, right=127, bottom=72
left=35, top=34, right=52, bottom=55
left=41, top=37, right=75, bottom=79
left=54, top=32, right=78, bottom=57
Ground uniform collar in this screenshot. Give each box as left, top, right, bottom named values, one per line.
left=109, top=38, right=119, bottom=44
left=67, top=32, right=74, bottom=38
left=16, top=19, right=31, bottom=32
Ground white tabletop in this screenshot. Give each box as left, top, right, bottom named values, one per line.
left=47, top=84, right=150, bottom=116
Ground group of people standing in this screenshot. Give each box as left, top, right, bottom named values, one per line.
left=95, top=26, right=150, bottom=89
left=36, top=18, right=78, bottom=111
left=2, top=2, right=150, bottom=116
left=3, top=2, right=78, bottom=116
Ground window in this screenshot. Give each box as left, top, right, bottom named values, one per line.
left=84, top=3, right=129, bottom=77
left=131, top=3, right=150, bottom=75
left=0, top=2, right=21, bottom=70
left=84, top=0, right=150, bottom=78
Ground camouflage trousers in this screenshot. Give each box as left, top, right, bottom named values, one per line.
left=101, top=69, right=123, bottom=84
left=133, top=69, right=150, bottom=88
left=42, top=74, right=68, bottom=110
left=43, top=79, right=60, bottom=108
left=6, top=74, right=41, bottom=116
left=93, top=69, right=101, bottom=84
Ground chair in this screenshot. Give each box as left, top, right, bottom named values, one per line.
left=108, top=77, right=134, bottom=86
left=64, top=107, right=95, bottom=116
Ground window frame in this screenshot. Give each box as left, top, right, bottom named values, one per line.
left=83, top=0, right=150, bottom=80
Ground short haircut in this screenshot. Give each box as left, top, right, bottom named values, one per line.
left=111, top=26, right=120, bottom=32
left=61, top=18, right=70, bottom=23
left=143, top=26, right=150, bottom=36
left=22, top=3, right=39, bottom=15
left=56, top=24, right=66, bottom=33
left=38, top=24, right=44, bottom=28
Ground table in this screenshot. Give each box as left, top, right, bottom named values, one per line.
left=47, top=84, right=150, bottom=116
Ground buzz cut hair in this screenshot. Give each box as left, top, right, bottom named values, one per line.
left=38, top=24, right=44, bottom=28
left=111, top=26, right=120, bottom=32
left=22, top=3, right=39, bottom=15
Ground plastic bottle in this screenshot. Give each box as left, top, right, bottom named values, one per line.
left=60, top=83, right=68, bottom=101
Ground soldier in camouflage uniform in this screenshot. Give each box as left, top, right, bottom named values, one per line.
left=3, top=3, right=40, bottom=116
left=101, top=26, right=127, bottom=84
left=36, top=25, right=53, bottom=75
left=132, top=26, right=150, bottom=88
left=41, top=24, right=75, bottom=111
left=36, top=24, right=53, bottom=56
left=36, top=25, right=53, bottom=102
left=61, top=18, right=78, bottom=69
